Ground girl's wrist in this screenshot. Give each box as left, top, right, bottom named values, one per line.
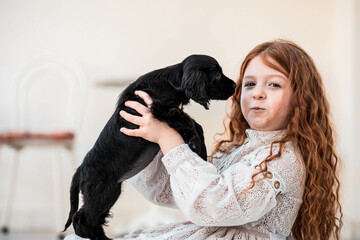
left=158, top=127, right=185, bottom=155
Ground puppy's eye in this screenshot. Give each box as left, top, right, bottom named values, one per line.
left=215, top=73, right=222, bottom=80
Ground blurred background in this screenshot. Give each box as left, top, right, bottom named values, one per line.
left=0, top=0, right=358, bottom=239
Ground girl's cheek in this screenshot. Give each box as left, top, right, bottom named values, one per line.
left=240, top=92, right=249, bottom=107
left=240, top=96, right=245, bottom=110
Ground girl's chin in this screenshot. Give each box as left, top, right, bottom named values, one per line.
left=249, top=122, right=268, bottom=131
left=249, top=123, right=276, bottom=131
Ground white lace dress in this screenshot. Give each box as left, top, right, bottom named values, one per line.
left=65, top=129, right=305, bottom=240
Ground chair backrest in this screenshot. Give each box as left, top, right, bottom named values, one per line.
left=11, top=54, right=88, bottom=134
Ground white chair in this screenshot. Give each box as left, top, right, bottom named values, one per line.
left=0, top=54, right=88, bottom=237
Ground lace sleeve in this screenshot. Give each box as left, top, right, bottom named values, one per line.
left=161, top=144, right=303, bottom=227
left=127, top=151, right=177, bottom=209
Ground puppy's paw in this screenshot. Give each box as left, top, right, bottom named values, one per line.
left=188, top=137, right=201, bottom=154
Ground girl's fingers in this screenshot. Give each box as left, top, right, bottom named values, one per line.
left=120, top=127, right=141, bottom=137
left=119, top=91, right=154, bottom=138
left=119, top=110, right=142, bottom=125
left=135, top=90, right=153, bottom=107
left=124, top=100, right=149, bottom=116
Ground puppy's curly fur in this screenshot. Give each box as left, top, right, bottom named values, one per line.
left=63, top=55, right=235, bottom=240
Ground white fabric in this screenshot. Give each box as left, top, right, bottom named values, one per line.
left=65, top=129, right=305, bottom=240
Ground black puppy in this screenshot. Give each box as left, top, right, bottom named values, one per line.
left=63, top=55, right=235, bottom=240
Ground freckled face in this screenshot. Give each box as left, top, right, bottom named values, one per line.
left=240, top=56, right=293, bottom=131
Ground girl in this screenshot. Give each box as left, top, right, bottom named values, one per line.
left=67, top=39, right=343, bottom=240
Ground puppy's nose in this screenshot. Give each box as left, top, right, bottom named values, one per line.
left=232, top=82, right=236, bottom=89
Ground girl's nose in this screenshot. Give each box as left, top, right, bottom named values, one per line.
left=252, top=86, right=266, bottom=100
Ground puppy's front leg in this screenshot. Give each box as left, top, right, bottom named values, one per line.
left=192, top=120, right=207, bottom=160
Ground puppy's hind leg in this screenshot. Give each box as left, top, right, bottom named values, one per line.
left=89, top=181, right=123, bottom=240
left=75, top=181, right=122, bottom=240
left=96, top=181, right=122, bottom=228
left=72, top=208, right=96, bottom=239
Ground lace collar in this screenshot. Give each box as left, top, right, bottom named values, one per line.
left=215, top=129, right=287, bottom=174
left=245, top=129, right=287, bottom=144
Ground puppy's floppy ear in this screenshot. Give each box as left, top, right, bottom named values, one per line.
left=181, top=69, right=210, bottom=109
left=167, top=65, right=183, bottom=91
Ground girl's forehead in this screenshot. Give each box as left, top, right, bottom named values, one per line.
left=244, top=56, right=287, bottom=79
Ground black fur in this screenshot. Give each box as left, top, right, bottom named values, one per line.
left=63, top=55, right=235, bottom=240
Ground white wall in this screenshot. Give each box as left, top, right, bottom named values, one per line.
left=0, top=0, right=358, bottom=238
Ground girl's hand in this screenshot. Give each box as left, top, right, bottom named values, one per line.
left=119, top=90, right=185, bottom=155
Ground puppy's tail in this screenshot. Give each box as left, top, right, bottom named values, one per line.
left=63, top=169, right=80, bottom=232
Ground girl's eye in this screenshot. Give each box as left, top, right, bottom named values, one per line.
left=269, top=83, right=281, bottom=88
left=244, top=82, right=255, bottom=87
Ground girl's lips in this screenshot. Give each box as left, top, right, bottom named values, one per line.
left=250, top=107, right=266, bottom=113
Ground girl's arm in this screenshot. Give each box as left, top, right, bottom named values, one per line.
left=127, top=150, right=177, bottom=209
left=159, top=143, right=280, bottom=226
left=159, top=142, right=304, bottom=226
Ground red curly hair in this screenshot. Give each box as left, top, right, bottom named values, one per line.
left=211, top=39, right=343, bottom=239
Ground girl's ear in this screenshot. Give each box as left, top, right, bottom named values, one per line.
left=181, top=69, right=209, bottom=109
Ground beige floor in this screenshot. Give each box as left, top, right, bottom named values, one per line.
left=0, top=233, right=60, bottom=240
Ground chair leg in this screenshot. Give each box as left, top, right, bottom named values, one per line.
left=52, top=146, right=64, bottom=235
left=1, top=149, right=21, bottom=234
left=68, top=147, right=78, bottom=170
